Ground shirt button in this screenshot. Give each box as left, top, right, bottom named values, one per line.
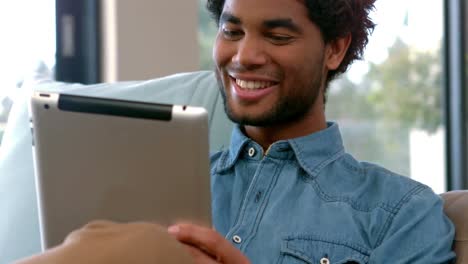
left=248, top=147, right=256, bottom=157
left=320, top=257, right=330, bottom=264
left=232, top=235, right=242, bottom=244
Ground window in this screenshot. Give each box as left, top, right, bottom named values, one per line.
left=464, top=0, right=468, bottom=107
left=327, top=0, right=446, bottom=193
left=198, top=0, right=218, bottom=71
left=0, top=0, right=56, bottom=145
left=198, top=0, right=447, bottom=193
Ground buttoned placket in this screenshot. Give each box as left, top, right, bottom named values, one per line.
left=225, top=145, right=283, bottom=251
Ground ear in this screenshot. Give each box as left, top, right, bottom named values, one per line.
left=324, top=34, right=352, bottom=71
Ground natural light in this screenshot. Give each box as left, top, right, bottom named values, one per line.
left=0, top=0, right=55, bottom=141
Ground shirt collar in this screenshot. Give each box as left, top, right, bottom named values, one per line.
left=216, top=123, right=345, bottom=176
left=288, top=122, right=345, bottom=177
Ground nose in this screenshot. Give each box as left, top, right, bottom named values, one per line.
left=232, top=36, right=268, bottom=68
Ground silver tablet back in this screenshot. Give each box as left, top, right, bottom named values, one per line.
left=29, top=91, right=211, bottom=250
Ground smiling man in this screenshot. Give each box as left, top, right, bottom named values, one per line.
left=169, top=0, right=456, bottom=263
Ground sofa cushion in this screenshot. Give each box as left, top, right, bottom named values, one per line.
left=441, top=191, right=468, bottom=263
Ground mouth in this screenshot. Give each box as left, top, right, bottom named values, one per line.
left=228, top=75, right=279, bottom=101
left=228, top=73, right=280, bottom=89
left=234, top=78, right=278, bottom=90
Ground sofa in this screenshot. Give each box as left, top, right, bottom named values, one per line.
left=0, top=71, right=466, bottom=263
left=442, top=191, right=468, bottom=263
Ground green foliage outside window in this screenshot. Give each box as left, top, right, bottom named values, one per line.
left=367, top=39, right=443, bottom=134
left=198, top=0, right=217, bottom=71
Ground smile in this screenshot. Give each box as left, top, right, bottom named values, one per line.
left=235, top=79, right=277, bottom=90
left=229, top=76, right=278, bottom=102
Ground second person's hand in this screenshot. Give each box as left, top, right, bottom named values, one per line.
left=168, top=223, right=250, bottom=264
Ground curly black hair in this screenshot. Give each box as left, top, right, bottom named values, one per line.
left=206, top=0, right=376, bottom=84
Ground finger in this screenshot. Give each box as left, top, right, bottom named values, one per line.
left=182, top=244, right=219, bottom=264
left=168, top=224, right=249, bottom=263
left=168, top=224, right=222, bottom=257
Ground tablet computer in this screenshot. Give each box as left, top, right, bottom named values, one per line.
left=29, top=91, right=211, bottom=250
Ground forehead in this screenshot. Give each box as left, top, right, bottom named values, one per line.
left=221, top=0, right=310, bottom=23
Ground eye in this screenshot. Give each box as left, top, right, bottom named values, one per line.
left=267, top=34, right=294, bottom=45
left=221, top=28, right=243, bottom=41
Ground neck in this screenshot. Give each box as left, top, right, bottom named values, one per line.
left=244, top=106, right=327, bottom=152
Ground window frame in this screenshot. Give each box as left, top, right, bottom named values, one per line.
left=444, top=0, right=467, bottom=190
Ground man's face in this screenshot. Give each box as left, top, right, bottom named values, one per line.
left=213, top=0, right=328, bottom=127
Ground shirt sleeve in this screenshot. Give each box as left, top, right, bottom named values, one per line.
left=369, top=187, right=456, bottom=263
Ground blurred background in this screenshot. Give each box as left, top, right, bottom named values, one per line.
left=0, top=0, right=466, bottom=193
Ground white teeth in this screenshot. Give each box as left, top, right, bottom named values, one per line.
left=235, top=79, right=274, bottom=90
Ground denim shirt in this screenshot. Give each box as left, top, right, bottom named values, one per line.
left=210, top=123, right=455, bottom=264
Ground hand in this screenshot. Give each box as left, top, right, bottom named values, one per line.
left=168, top=223, right=250, bottom=264
left=15, top=221, right=193, bottom=264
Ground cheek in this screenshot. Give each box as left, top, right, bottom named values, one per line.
left=286, top=49, right=323, bottom=75
left=213, top=37, right=233, bottom=68
left=276, top=52, right=324, bottom=95
left=275, top=52, right=311, bottom=79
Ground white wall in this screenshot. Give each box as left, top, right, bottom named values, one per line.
left=101, top=0, right=199, bottom=82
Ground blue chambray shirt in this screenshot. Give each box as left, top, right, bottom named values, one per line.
left=210, top=123, right=455, bottom=264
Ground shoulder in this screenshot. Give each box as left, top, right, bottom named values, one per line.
left=314, top=153, right=435, bottom=212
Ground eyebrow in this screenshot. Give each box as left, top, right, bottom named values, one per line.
left=219, top=12, right=302, bottom=34
left=263, top=18, right=303, bottom=34
left=219, top=12, right=241, bottom=25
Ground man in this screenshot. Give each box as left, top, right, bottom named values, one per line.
left=17, top=0, right=455, bottom=263
left=174, top=0, right=455, bottom=262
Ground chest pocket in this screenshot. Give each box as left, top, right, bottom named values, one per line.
left=278, top=235, right=370, bottom=264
